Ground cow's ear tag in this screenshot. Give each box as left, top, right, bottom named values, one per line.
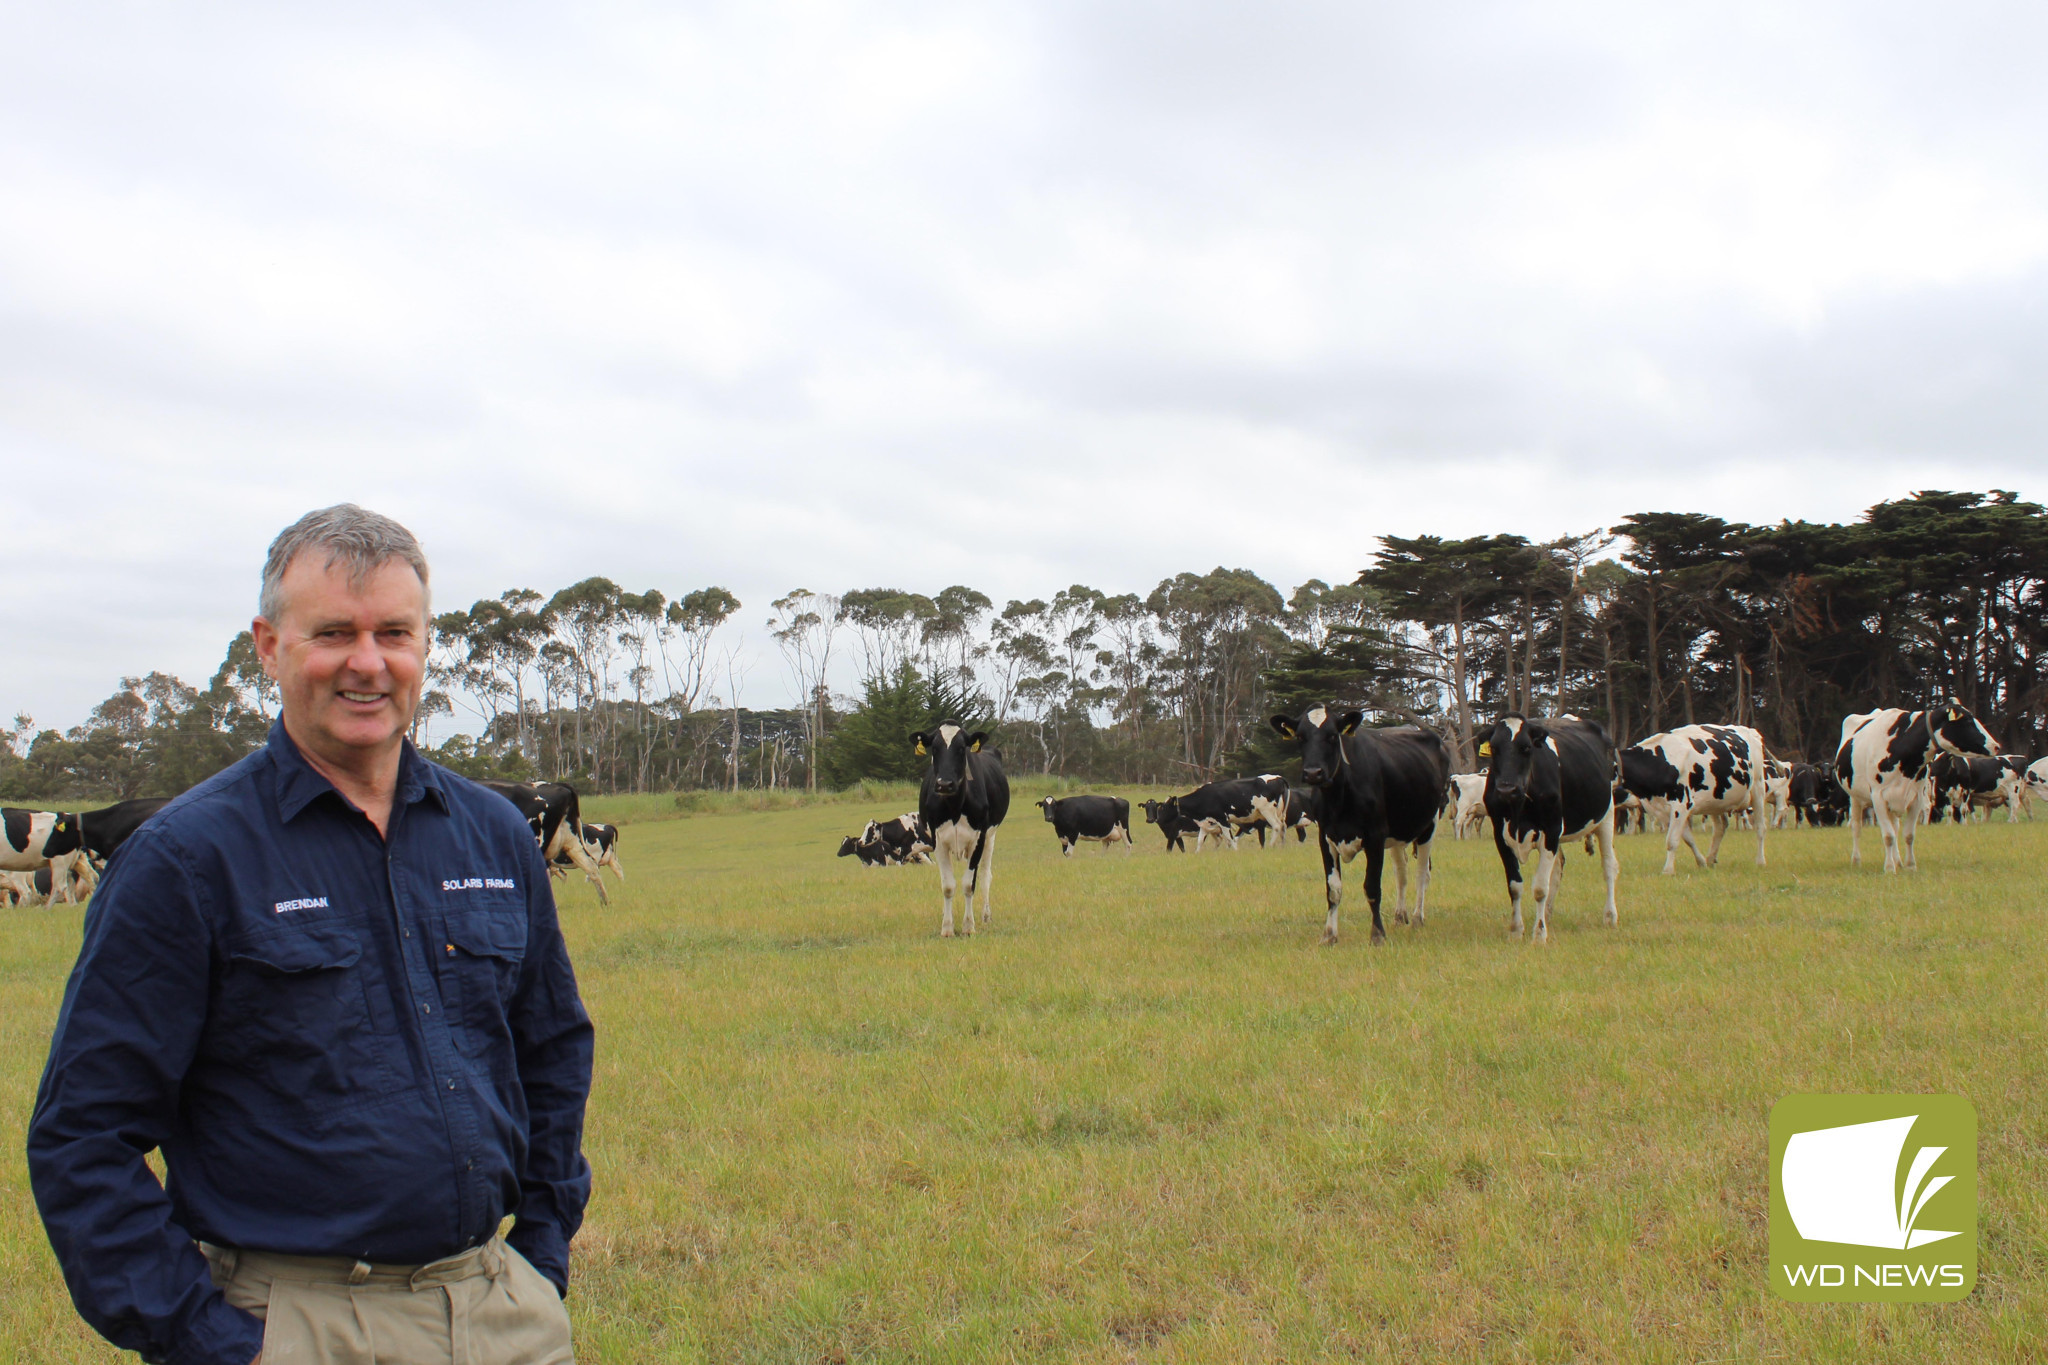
left=1477, top=741, right=1491, bottom=757
left=970, top=739, right=982, bottom=752
left=914, top=740, right=926, bottom=755
left=1948, top=709, right=1960, bottom=722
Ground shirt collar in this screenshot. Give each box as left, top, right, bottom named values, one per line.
left=268, top=720, right=452, bottom=823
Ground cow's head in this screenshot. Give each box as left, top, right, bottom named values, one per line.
left=1932, top=699, right=1997, bottom=758
left=1139, top=798, right=1161, bottom=824
left=1036, top=797, right=1059, bottom=822
left=911, top=724, right=988, bottom=798
left=837, top=835, right=862, bottom=857
left=1270, top=707, right=1361, bottom=788
left=1478, top=715, right=1557, bottom=806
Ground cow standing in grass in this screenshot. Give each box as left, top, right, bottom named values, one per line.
left=913, top=724, right=1009, bottom=936
left=1617, top=724, right=1770, bottom=875
left=481, top=778, right=611, bottom=903
left=1268, top=708, right=1449, bottom=945
left=1478, top=715, right=1619, bottom=942
left=1835, top=701, right=1998, bottom=872
left=1036, top=795, right=1132, bottom=856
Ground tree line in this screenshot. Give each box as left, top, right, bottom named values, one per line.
left=6, top=489, right=2046, bottom=803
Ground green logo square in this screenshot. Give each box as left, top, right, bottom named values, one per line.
left=1769, top=1094, right=1976, bottom=1302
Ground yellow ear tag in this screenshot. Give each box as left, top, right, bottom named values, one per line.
left=915, top=741, right=926, bottom=755
left=970, top=739, right=982, bottom=752
left=1948, top=709, right=1959, bottom=722
left=1477, top=742, right=1491, bottom=757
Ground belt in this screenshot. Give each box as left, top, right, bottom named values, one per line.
left=201, top=1236, right=507, bottom=1290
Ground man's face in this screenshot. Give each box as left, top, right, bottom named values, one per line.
left=253, top=555, right=428, bottom=765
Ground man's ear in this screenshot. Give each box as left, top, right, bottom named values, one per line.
left=1337, top=711, right=1364, bottom=735
left=1271, top=715, right=1297, bottom=740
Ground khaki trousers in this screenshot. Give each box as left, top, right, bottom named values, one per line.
left=201, top=1235, right=574, bottom=1365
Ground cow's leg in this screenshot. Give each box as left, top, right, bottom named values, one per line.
left=1751, top=791, right=1767, bottom=864
left=936, top=837, right=959, bottom=936
left=1061, top=837, right=1073, bottom=858
left=974, top=827, right=996, bottom=927
left=1869, top=798, right=1901, bottom=874
left=1527, top=836, right=1559, bottom=943
left=1361, top=840, right=1388, bottom=945
left=1317, top=831, right=1344, bottom=944
left=1704, top=813, right=1729, bottom=867
left=1388, top=841, right=1410, bottom=925
left=1122, top=824, right=1133, bottom=855
left=1594, top=809, right=1620, bottom=926
left=1492, top=818, right=1524, bottom=935
left=1660, top=805, right=1689, bottom=875
left=1848, top=793, right=1865, bottom=865
left=550, top=829, right=612, bottom=905
left=1897, top=796, right=1919, bottom=872
left=1411, top=838, right=1434, bottom=926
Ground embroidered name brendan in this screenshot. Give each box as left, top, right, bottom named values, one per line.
left=273, top=897, right=329, bottom=914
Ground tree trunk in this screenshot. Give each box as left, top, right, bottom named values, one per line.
left=1450, top=599, right=1474, bottom=768
left=1644, top=581, right=1663, bottom=733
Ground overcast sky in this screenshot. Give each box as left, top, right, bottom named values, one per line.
left=7, top=1, right=2048, bottom=731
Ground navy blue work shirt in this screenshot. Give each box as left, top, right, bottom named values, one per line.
left=27, top=723, right=595, bottom=1365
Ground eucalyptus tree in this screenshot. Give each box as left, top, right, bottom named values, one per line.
left=769, top=589, right=841, bottom=790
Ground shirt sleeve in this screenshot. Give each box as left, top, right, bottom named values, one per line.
left=26, top=829, right=266, bottom=1365
left=502, top=835, right=595, bottom=1296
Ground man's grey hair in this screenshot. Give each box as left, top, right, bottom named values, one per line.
left=259, top=504, right=432, bottom=624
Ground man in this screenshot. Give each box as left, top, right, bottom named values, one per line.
left=29, top=505, right=594, bottom=1365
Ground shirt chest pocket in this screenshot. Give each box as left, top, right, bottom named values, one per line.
left=439, top=907, right=528, bottom=1055
left=217, top=923, right=396, bottom=1105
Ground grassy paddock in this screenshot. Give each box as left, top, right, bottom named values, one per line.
left=3, top=806, right=2045, bottom=1363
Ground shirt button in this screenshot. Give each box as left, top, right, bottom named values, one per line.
left=446, top=944, right=455, bottom=955
left=421, top=1004, right=431, bottom=1014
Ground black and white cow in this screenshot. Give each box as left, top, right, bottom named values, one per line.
left=1478, top=715, right=1619, bottom=941
left=863, top=813, right=931, bottom=864
left=1268, top=708, right=1450, bottom=945
left=2024, top=757, right=2048, bottom=810
left=75, top=797, right=173, bottom=865
left=1785, top=762, right=1818, bottom=827
left=1997, top=754, right=2033, bottom=819
left=2, top=808, right=90, bottom=903
left=1762, top=756, right=1795, bottom=829
left=1834, top=701, right=1998, bottom=871
left=1929, top=752, right=2023, bottom=824
left=1610, top=782, right=1646, bottom=834
left=553, top=821, right=625, bottom=881
left=837, top=833, right=897, bottom=865
left=1448, top=773, right=1489, bottom=839
left=1036, top=795, right=1132, bottom=856
left=1616, top=724, right=1769, bottom=875
left=1152, top=775, right=1291, bottom=852
left=1139, top=798, right=1204, bottom=852
left=1281, top=787, right=1315, bottom=842
left=480, top=779, right=610, bottom=903
left=913, top=724, right=1010, bottom=936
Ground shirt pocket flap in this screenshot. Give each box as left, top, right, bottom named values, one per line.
left=446, top=910, right=528, bottom=961
left=229, top=924, right=363, bottom=975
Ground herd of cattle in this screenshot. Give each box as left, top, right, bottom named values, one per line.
left=857, top=702, right=2045, bottom=943
left=0, top=779, right=627, bottom=910
left=5, top=702, right=2039, bottom=945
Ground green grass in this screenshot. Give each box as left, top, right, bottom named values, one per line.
left=4, top=807, right=2046, bottom=1362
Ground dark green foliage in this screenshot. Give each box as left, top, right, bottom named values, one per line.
left=818, top=665, right=992, bottom=787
